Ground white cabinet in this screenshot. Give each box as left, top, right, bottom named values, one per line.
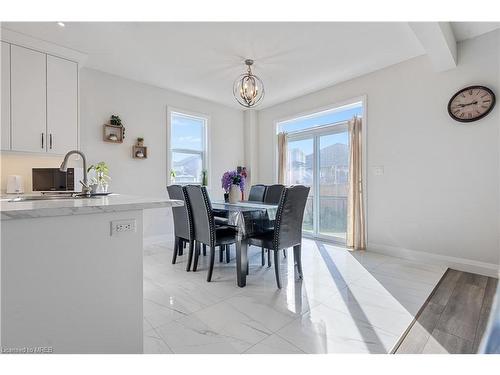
left=11, top=45, right=47, bottom=153
left=47, top=55, right=78, bottom=154
left=3, top=43, right=78, bottom=154
left=1, top=41, right=10, bottom=150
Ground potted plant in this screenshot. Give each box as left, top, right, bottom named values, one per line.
left=221, top=170, right=245, bottom=203
left=137, top=137, right=144, bottom=147
left=170, top=169, right=177, bottom=183
left=110, top=115, right=122, bottom=126
left=87, top=161, right=111, bottom=194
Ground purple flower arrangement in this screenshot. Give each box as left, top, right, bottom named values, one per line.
left=221, top=170, right=246, bottom=193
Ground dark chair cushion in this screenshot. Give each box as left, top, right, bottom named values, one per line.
left=248, top=232, right=274, bottom=249
left=264, top=184, right=285, bottom=204
left=248, top=184, right=267, bottom=202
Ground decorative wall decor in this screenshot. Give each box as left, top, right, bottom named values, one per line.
left=103, top=115, right=125, bottom=143
left=448, top=86, right=496, bottom=123
left=133, top=137, right=148, bottom=159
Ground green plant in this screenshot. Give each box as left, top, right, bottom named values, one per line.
left=137, top=137, right=144, bottom=143
left=87, top=161, right=111, bottom=186
left=170, top=169, right=177, bottom=180
left=110, top=115, right=122, bottom=126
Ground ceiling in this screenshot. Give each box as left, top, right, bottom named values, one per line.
left=1, top=22, right=498, bottom=109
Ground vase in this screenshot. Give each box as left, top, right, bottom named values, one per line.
left=228, top=185, right=240, bottom=204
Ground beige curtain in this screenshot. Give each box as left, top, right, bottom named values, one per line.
left=347, top=116, right=366, bottom=250
left=277, top=132, right=288, bottom=184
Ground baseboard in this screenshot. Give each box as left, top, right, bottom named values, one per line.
left=143, top=234, right=172, bottom=247
left=368, top=242, right=499, bottom=278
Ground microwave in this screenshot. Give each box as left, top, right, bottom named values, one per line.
left=32, top=168, right=83, bottom=192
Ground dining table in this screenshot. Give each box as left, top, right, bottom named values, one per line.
left=211, top=200, right=279, bottom=287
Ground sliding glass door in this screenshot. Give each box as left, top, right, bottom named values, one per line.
left=286, top=123, right=349, bottom=243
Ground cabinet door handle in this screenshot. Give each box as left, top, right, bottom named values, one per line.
left=41, top=133, right=44, bottom=149
left=49, top=134, right=53, bottom=149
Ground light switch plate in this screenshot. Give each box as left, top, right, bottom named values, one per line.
left=373, top=166, right=384, bottom=176
left=110, top=219, right=136, bottom=236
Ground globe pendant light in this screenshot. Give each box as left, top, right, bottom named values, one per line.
left=233, top=59, right=265, bottom=108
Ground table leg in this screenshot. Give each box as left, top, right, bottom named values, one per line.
left=236, top=238, right=248, bottom=287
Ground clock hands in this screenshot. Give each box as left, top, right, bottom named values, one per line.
left=456, top=101, right=478, bottom=108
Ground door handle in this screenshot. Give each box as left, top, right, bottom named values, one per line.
left=49, top=134, right=53, bottom=149
left=41, top=133, right=44, bottom=149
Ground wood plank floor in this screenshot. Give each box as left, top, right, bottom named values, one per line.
left=395, top=269, right=498, bottom=354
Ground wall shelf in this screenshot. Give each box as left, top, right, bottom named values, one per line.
left=103, top=124, right=125, bottom=143
left=133, top=145, right=147, bottom=159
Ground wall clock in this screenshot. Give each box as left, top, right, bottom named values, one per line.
left=448, top=85, right=496, bottom=123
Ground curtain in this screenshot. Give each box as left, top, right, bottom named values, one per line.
left=277, top=132, right=288, bottom=185
left=347, top=116, right=366, bottom=250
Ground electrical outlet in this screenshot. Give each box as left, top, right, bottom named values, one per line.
left=110, top=219, right=136, bottom=236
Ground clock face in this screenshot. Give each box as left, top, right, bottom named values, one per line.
left=448, top=86, right=496, bottom=123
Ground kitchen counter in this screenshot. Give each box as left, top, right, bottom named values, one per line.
left=0, top=194, right=183, bottom=220
left=1, top=193, right=182, bottom=353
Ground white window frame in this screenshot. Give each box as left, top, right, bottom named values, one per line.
left=167, top=107, right=210, bottom=187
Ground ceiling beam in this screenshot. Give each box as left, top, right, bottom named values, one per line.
left=409, top=22, right=457, bottom=72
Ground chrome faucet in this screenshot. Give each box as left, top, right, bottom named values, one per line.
left=60, top=150, right=91, bottom=197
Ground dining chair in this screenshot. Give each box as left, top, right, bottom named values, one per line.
left=248, top=184, right=267, bottom=202
left=247, top=185, right=310, bottom=289
left=185, top=185, right=238, bottom=281
left=261, top=184, right=286, bottom=266
left=167, top=185, right=194, bottom=268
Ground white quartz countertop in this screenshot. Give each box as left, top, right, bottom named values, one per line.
left=0, top=194, right=183, bottom=220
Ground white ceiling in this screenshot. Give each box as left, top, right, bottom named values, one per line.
left=2, top=22, right=498, bottom=109
left=451, top=22, right=500, bottom=42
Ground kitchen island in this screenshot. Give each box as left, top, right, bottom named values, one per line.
left=0, top=194, right=182, bottom=353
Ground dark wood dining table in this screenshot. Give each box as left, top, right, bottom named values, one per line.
left=211, top=200, right=278, bottom=287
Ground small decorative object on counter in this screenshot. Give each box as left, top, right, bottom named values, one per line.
left=87, top=161, right=111, bottom=194
left=133, top=138, right=148, bottom=159
left=221, top=170, right=246, bottom=204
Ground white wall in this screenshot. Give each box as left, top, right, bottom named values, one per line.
left=79, top=68, right=245, bottom=239
left=256, top=30, right=500, bottom=270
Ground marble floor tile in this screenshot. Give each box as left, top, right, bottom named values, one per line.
left=244, top=334, right=305, bottom=354
left=143, top=239, right=446, bottom=354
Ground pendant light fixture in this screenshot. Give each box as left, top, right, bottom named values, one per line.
left=233, top=59, right=265, bottom=108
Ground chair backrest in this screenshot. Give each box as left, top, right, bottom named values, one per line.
left=273, top=185, right=311, bottom=250
left=264, top=184, right=285, bottom=204
left=185, top=185, right=215, bottom=247
left=248, top=184, right=267, bottom=202
left=167, top=185, right=192, bottom=240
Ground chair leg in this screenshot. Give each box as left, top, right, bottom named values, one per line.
left=178, top=239, right=184, bottom=256
left=172, top=236, right=179, bottom=264
left=274, top=250, right=281, bottom=289
left=261, top=247, right=265, bottom=266
left=226, top=244, right=231, bottom=263
left=207, top=246, right=215, bottom=282
left=186, top=240, right=194, bottom=271
left=283, top=249, right=287, bottom=258
left=193, top=242, right=200, bottom=272
left=202, top=244, right=207, bottom=256
left=293, top=244, right=303, bottom=279
left=267, top=249, right=271, bottom=267
left=219, top=245, right=224, bottom=262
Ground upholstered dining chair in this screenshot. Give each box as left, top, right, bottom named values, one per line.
left=247, top=185, right=310, bottom=289
left=261, top=184, right=286, bottom=266
left=185, top=185, right=238, bottom=281
left=167, top=185, right=193, bottom=268
left=248, top=184, right=267, bottom=202
left=263, top=184, right=285, bottom=204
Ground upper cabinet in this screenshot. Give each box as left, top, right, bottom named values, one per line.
left=1, top=41, right=10, bottom=150
left=11, top=45, right=47, bottom=153
left=1, top=43, right=78, bottom=154
left=47, top=55, right=78, bottom=154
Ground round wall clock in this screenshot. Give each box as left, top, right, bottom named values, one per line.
left=448, top=85, right=496, bottom=123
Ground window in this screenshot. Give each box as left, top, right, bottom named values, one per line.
left=278, top=100, right=363, bottom=243
left=169, top=110, right=208, bottom=184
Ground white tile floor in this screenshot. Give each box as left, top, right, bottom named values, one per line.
left=143, top=239, right=446, bottom=354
